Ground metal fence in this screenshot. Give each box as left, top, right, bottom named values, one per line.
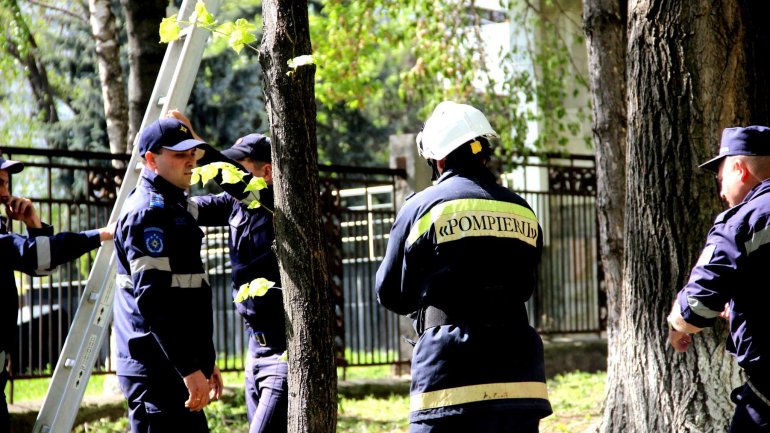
left=1, top=147, right=407, bottom=380
left=1, top=146, right=602, bottom=386
left=501, top=153, right=603, bottom=333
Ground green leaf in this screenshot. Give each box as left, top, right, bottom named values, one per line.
left=193, top=1, right=216, bottom=27
left=159, top=15, right=181, bottom=43
left=287, top=54, right=315, bottom=69
left=227, top=19, right=257, bottom=54
left=190, top=167, right=202, bottom=185
left=199, top=164, right=219, bottom=186
left=215, top=21, right=234, bottom=39
left=247, top=200, right=262, bottom=209
left=219, top=165, right=247, bottom=184
left=244, top=176, right=268, bottom=192
left=234, top=278, right=275, bottom=302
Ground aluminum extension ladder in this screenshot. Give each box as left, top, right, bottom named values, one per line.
left=32, top=0, right=221, bottom=431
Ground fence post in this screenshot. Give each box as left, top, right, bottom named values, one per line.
left=388, top=134, right=431, bottom=375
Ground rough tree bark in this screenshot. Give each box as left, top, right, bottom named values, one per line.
left=259, top=2, right=337, bottom=433
left=582, top=0, right=628, bottom=427
left=585, top=1, right=770, bottom=431
left=89, top=0, right=129, bottom=157
left=119, top=0, right=167, bottom=150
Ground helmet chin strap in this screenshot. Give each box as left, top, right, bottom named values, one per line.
left=428, top=159, right=441, bottom=181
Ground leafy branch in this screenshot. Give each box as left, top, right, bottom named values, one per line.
left=191, top=161, right=270, bottom=211
left=191, top=161, right=276, bottom=302
left=159, top=1, right=258, bottom=54
left=159, top=1, right=315, bottom=73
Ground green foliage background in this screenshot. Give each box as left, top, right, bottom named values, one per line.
left=2, top=0, right=588, bottom=169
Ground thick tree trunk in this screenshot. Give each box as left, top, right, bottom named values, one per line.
left=601, top=1, right=770, bottom=431
left=119, top=0, right=167, bottom=150
left=581, top=0, right=628, bottom=428
left=259, top=2, right=337, bottom=433
left=89, top=0, right=129, bottom=157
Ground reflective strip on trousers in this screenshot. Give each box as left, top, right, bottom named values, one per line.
left=410, top=381, right=549, bottom=412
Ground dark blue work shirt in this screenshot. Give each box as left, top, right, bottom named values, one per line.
left=376, top=166, right=552, bottom=422
left=113, top=170, right=215, bottom=378
left=1, top=218, right=101, bottom=357
left=678, top=178, right=770, bottom=379
left=191, top=185, right=285, bottom=353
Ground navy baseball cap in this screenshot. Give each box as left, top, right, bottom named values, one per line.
left=222, top=134, right=272, bottom=163
left=138, top=118, right=207, bottom=158
left=700, top=125, right=770, bottom=172
left=0, top=155, right=24, bottom=174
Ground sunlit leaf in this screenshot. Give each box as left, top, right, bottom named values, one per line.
left=288, top=54, right=315, bottom=69
left=247, top=200, right=262, bottom=209
left=193, top=1, right=216, bottom=27
left=159, top=16, right=181, bottom=43
left=234, top=278, right=275, bottom=302
left=244, top=176, right=267, bottom=192
left=199, top=164, right=219, bottom=186
left=190, top=167, right=201, bottom=185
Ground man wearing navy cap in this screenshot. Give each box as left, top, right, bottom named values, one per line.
left=1, top=154, right=114, bottom=433
left=171, top=110, right=288, bottom=433
left=112, top=118, right=223, bottom=433
left=668, top=125, right=770, bottom=432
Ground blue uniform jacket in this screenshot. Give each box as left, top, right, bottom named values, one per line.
left=190, top=186, right=285, bottom=353
left=1, top=217, right=101, bottom=358
left=376, top=166, right=552, bottom=422
left=113, top=170, right=215, bottom=378
left=677, top=178, right=770, bottom=381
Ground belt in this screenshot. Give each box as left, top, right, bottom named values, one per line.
left=420, top=303, right=529, bottom=334
left=250, top=330, right=285, bottom=348
left=748, top=379, right=770, bottom=408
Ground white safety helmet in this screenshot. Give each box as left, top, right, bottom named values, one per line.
left=416, top=101, right=499, bottom=160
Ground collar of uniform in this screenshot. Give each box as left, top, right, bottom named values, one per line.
left=140, top=169, right=188, bottom=205
left=742, top=177, right=770, bottom=204
left=437, top=165, right=497, bottom=185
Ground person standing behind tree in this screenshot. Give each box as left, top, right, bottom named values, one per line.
left=1, top=155, right=114, bottom=433
left=112, top=118, right=223, bottom=433
left=667, top=126, right=770, bottom=433
left=375, top=101, right=552, bottom=433
left=170, top=110, right=288, bottom=433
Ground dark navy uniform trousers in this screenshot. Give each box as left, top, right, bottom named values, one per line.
left=119, top=374, right=208, bottom=433
left=730, top=378, right=770, bottom=432
left=245, top=337, right=288, bottom=433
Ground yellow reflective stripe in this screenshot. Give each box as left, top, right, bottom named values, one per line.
left=410, top=381, right=549, bottom=412
left=406, top=199, right=538, bottom=246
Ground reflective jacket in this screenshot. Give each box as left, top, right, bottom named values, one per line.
left=190, top=186, right=285, bottom=354
left=678, top=178, right=770, bottom=381
left=113, top=170, right=215, bottom=378
left=376, top=165, right=552, bottom=422
left=1, top=218, right=101, bottom=359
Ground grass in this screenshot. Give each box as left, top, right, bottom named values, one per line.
left=9, top=369, right=606, bottom=433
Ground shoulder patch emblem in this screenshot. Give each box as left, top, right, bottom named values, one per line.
left=143, top=227, right=165, bottom=256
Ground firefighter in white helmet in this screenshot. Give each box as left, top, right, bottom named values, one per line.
left=376, top=101, right=552, bottom=433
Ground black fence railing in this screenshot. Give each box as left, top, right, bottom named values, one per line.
left=1, top=146, right=603, bottom=387
left=500, top=153, right=604, bottom=334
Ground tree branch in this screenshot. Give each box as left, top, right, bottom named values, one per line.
left=22, top=0, right=88, bottom=22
